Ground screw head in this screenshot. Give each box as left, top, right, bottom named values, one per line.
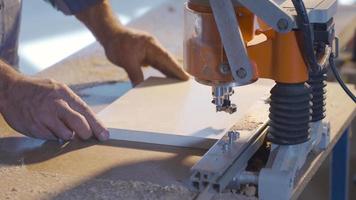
left=236, top=68, right=247, bottom=79
left=228, top=131, right=240, bottom=144
left=228, top=131, right=239, bottom=139
left=277, top=18, right=289, bottom=31
left=220, top=64, right=231, bottom=75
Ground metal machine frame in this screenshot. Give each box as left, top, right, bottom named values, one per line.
left=184, top=0, right=337, bottom=199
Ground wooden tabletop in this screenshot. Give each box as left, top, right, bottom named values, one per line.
left=0, top=1, right=355, bottom=200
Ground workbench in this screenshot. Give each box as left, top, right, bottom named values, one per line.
left=0, top=1, right=355, bottom=200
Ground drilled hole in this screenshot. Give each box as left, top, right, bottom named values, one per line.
left=203, top=182, right=209, bottom=187
left=192, top=181, right=200, bottom=190
left=194, top=172, right=201, bottom=179
left=203, top=174, right=208, bottom=180
left=213, top=184, right=220, bottom=192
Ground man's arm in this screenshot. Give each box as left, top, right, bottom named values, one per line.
left=0, top=60, right=109, bottom=141
left=2, top=0, right=189, bottom=141
left=44, top=0, right=189, bottom=86
left=75, top=0, right=189, bottom=86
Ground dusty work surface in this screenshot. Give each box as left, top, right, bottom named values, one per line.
left=0, top=1, right=355, bottom=200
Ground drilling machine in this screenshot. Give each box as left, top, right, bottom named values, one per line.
left=183, top=0, right=337, bottom=199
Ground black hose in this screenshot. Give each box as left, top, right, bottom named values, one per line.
left=291, top=0, right=320, bottom=72
left=292, top=0, right=355, bottom=103
left=329, top=53, right=356, bottom=103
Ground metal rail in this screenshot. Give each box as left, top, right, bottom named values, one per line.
left=192, top=123, right=269, bottom=199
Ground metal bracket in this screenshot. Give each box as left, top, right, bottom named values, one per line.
left=191, top=125, right=267, bottom=192
left=191, top=99, right=270, bottom=198
left=209, top=0, right=255, bottom=85
left=258, top=120, right=331, bottom=200
left=236, top=0, right=295, bottom=32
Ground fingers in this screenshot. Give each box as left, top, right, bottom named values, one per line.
left=124, top=63, right=144, bottom=87
left=56, top=100, right=92, bottom=140
left=28, top=100, right=73, bottom=141
left=25, top=105, right=58, bottom=140
left=144, top=38, right=189, bottom=81
left=45, top=117, right=74, bottom=141
left=29, top=124, right=57, bottom=140
left=60, top=90, right=109, bottom=141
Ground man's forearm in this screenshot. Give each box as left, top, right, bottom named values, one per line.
left=0, top=60, right=23, bottom=106
left=75, top=0, right=123, bottom=48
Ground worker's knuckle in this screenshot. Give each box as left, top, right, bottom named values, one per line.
left=61, top=131, right=74, bottom=140
left=57, top=82, right=67, bottom=88
left=70, top=94, right=87, bottom=107
left=55, top=99, right=67, bottom=107
left=52, top=89, right=70, bottom=101
left=67, top=112, right=81, bottom=124
left=144, top=35, right=155, bottom=43
left=56, top=83, right=69, bottom=93
left=53, top=100, right=66, bottom=114
left=79, top=132, right=91, bottom=140
left=44, top=78, right=57, bottom=85
left=75, top=113, right=86, bottom=123
left=80, top=105, right=93, bottom=116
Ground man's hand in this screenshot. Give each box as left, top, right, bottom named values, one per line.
left=0, top=75, right=109, bottom=141
left=104, top=29, right=189, bottom=86
left=76, top=0, right=189, bottom=86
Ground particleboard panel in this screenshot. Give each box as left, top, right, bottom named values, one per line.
left=98, top=77, right=273, bottom=149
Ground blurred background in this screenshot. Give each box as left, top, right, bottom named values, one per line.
left=19, top=0, right=356, bottom=75
left=19, top=0, right=167, bottom=74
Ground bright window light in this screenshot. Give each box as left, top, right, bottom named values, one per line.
left=19, top=2, right=164, bottom=75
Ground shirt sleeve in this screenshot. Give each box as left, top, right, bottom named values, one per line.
left=44, top=0, right=103, bottom=15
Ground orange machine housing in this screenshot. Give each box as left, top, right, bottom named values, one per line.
left=184, top=2, right=308, bottom=84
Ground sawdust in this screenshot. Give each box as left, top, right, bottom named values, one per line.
left=54, top=180, right=194, bottom=200
left=55, top=180, right=256, bottom=200
left=0, top=165, right=256, bottom=200
left=232, top=116, right=264, bottom=131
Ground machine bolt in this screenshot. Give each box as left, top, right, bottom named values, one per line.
left=228, top=130, right=239, bottom=144
left=236, top=68, right=247, bottom=79
left=277, top=18, right=289, bottom=31
left=220, top=64, right=231, bottom=74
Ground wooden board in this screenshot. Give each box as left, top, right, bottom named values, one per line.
left=98, top=77, right=273, bottom=149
